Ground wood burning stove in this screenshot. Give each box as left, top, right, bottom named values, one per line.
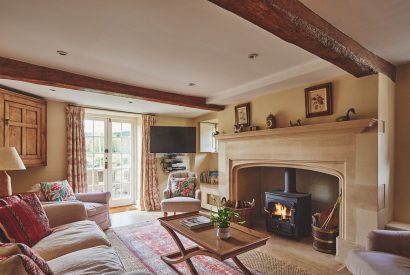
left=264, top=168, right=311, bottom=239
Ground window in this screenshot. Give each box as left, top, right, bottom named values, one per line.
left=199, top=122, right=217, bottom=153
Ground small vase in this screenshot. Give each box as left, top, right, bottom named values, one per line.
left=217, top=227, right=231, bottom=239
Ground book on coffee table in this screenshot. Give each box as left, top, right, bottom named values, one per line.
left=181, top=216, right=212, bottom=229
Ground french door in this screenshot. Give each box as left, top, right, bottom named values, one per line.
left=85, top=116, right=136, bottom=207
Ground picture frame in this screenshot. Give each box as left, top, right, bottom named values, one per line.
left=305, top=83, right=333, bottom=118
left=235, top=103, right=250, bottom=127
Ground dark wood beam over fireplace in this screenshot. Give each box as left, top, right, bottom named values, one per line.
left=208, top=0, right=396, bottom=81
left=0, top=57, right=225, bottom=111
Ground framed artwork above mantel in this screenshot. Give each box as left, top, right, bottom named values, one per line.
left=235, top=102, right=250, bottom=127
left=305, top=83, right=333, bottom=118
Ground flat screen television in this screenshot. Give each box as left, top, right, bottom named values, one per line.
left=150, top=126, right=196, bottom=153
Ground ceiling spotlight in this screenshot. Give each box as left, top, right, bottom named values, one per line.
left=188, top=83, right=196, bottom=86
left=128, top=101, right=133, bottom=104
left=49, top=88, right=56, bottom=91
left=57, top=50, right=68, bottom=56
left=248, top=53, right=259, bottom=59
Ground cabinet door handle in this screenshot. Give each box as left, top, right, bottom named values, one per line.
left=5, top=118, right=9, bottom=126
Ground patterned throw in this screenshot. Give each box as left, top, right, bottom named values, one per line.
left=0, top=253, right=46, bottom=275
left=0, top=194, right=51, bottom=246
left=40, top=180, right=77, bottom=202
left=0, top=243, right=52, bottom=275
left=170, top=177, right=196, bottom=197
left=113, top=222, right=261, bottom=274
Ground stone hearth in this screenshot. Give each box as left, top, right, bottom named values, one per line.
left=216, top=119, right=380, bottom=262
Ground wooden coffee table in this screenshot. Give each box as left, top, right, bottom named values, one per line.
left=158, top=211, right=270, bottom=275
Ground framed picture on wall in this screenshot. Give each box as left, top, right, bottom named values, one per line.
left=235, top=103, right=250, bottom=127
left=305, top=83, right=333, bottom=118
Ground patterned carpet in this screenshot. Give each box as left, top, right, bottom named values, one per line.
left=106, top=222, right=311, bottom=275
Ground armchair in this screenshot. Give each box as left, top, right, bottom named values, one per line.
left=29, top=184, right=112, bottom=230
left=346, top=230, right=410, bottom=275
left=161, top=171, right=201, bottom=217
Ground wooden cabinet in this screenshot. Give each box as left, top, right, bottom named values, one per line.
left=0, top=88, right=47, bottom=166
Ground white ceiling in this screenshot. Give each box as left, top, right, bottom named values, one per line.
left=301, top=0, right=410, bottom=65
left=0, top=0, right=408, bottom=117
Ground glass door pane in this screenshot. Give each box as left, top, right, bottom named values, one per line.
left=110, top=121, right=133, bottom=203
left=85, top=119, right=107, bottom=193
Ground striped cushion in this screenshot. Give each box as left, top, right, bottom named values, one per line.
left=0, top=194, right=51, bottom=247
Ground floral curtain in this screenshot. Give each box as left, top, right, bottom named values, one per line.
left=66, top=106, right=87, bottom=193
left=141, top=114, right=160, bottom=211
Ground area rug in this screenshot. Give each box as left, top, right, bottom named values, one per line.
left=109, top=222, right=311, bottom=275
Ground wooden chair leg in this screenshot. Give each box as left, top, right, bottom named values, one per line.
left=164, top=212, right=168, bottom=217
left=174, top=212, right=176, bottom=215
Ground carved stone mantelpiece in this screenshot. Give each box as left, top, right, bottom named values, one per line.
left=216, top=119, right=379, bottom=262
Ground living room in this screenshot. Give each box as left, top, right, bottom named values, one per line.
left=0, top=1, right=409, bottom=274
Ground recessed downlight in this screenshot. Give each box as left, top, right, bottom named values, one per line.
left=248, top=53, right=259, bottom=59
left=49, top=88, right=56, bottom=91
left=57, top=50, right=68, bottom=56
left=128, top=101, right=133, bottom=104
left=188, top=83, right=196, bottom=86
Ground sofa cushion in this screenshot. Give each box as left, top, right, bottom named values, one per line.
left=161, top=197, right=201, bottom=212
left=48, top=245, right=125, bottom=275
left=347, top=250, right=410, bottom=275
left=0, top=194, right=51, bottom=246
left=0, top=243, right=51, bottom=275
left=40, top=180, right=76, bottom=202
left=32, top=220, right=110, bottom=261
left=84, top=202, right=108, bottom=217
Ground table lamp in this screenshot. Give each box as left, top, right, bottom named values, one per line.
left=0, top=147, right=26, bottom=197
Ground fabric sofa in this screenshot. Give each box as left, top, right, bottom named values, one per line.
left=29, top=183, right=111, bottom=230
left=346, top=230, right=410, bottom=275
left=37, top=202, right=146, bottom=274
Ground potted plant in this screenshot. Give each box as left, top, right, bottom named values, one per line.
left=210, top=204, right=242, bottom=239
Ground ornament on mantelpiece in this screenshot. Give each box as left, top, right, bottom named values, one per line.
left=234, top=124, right=244, bottom=133
left=336, top=108, right=356, bottom=122
left=288, top=119, right=302, bottom=127
left=266, top=113, right=276, bottom=129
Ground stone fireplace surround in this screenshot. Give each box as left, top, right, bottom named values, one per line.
left=216, top=119, right=379, bottom=262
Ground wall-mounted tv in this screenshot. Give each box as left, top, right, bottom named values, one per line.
left=150, top=126, right=196, bottom=153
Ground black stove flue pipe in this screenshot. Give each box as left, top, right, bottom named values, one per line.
left=284, top=168, right=297, bottom=193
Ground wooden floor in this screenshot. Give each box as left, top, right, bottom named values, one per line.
left=109, top=205, right=139, bottom=214
left=109, top=209, right=348, bottom=275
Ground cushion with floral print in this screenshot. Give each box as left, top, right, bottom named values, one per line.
left=40, top=180, right=76, bottom=202
left=0, top=243, right=52, bottom=275
left=170, top=177, right=196, bottom=198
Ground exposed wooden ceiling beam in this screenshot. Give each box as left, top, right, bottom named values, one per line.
left=208, top=0, right=396, bottom=81
left=0, top=57, right=225, bottom=111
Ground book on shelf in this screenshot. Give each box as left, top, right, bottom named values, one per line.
left=181, top=216, right=212, bottom=229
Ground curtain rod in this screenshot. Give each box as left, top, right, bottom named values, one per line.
left=68, top=104, right=155, bottom=116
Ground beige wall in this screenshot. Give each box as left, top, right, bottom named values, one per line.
left=217, top=74, right=378, bottom=134
left=394, top=63, right=410, bottom=223
left=9, top=101, right=67, bottom=193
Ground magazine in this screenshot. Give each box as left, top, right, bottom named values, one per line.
left=181, top=216, right=212, bottom=229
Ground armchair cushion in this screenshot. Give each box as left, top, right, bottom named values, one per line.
left=161, top=197, right=201, bottom=213
left=170, top=177, right=196, bottom=198
left=84, top=202, right=109, bottom=217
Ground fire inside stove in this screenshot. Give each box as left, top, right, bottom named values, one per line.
left=273, top=202, right=292, bottom=221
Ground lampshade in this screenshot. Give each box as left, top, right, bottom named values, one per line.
left=0, top=147, right=26, bottom=170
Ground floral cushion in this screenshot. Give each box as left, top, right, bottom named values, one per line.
left=0, top=194, right=52, bottom=246
left=170, top=177, right=196, bottom=198
left=0, top=243, right=51, bottom=275
left=40, top=180, right=76, bottom=202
